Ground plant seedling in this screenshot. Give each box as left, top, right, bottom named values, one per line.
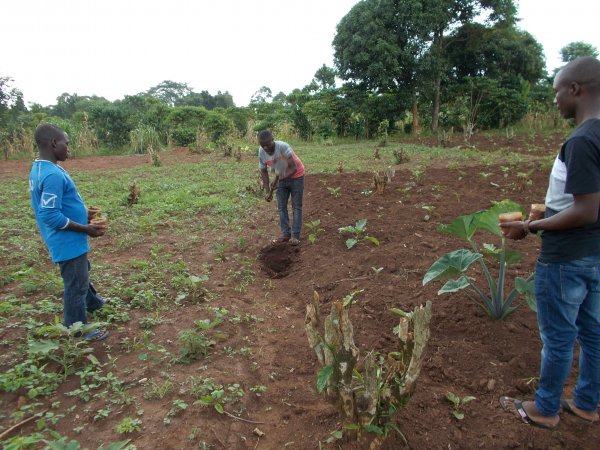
left=446, top=391, right=476, bottom=420
left=305, top=219, right=325, bottom=244
left=327, top=186, right=341, bottom=197
left=116, top=417, right=142, bottom=434
left=338, top=219, right=379, bottom=249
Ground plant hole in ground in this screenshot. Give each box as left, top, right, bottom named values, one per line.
left=258, top=242, right=298, bottom=278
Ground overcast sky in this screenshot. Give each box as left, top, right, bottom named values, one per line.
left=2, top=0, right=600, bottom=108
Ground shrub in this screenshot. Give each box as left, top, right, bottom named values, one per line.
left=170, top=127, right=196, bottom=147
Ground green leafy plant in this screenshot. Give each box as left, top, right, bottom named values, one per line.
left=116, top=417, right=142, bottom=434
left=422, top=199, right=535, bottom=320
left=410, top=167, right=424, bottom=184
left=338, top=219, right=379, bottom=249
left=249, top=384, right=267, bottom=397
left=177, top=329, right=215, bottom=363
left=446, top=391, right=476, bottom=420
left=305, top=219, right=325, bottom=244
left=144, top=379, right=174, bottom=400
left=190, top=377, right=244, bottom=414
left=392, top=147, right=408, bottom=165
left=164, top=399, right=188, bottom=425
left=327, top=186, right=341, bottom=197
left=27, top=322, right=105, bottom=381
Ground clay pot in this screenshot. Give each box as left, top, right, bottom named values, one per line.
left=88, top=207, right=102, bottom=219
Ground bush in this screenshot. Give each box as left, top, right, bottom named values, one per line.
left=204, top=111, right=234, bottom=144
left=170, top=127, right=197, bottom=147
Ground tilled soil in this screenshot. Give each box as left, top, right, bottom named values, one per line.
left=2, top=132, right=599, bottom=449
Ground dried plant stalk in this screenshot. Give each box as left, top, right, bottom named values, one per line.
left=306, top=291, right=432, bottom=447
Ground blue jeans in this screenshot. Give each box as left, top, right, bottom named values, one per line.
left=534, top=255, right=600, bottom=416
left=275, top=176, right=304, bottom=239
left=59, top=253, right=105, bottom=327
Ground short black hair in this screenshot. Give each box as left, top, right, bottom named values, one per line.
left=257, top=130, right=273, bottom=141
left=560, top=56, right=600, bottom=89
left=34, top=123, right=65, bottom=148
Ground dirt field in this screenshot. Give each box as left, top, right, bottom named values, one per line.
left=2, top=132, right=600, bottom=449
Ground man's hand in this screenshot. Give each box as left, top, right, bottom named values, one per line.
left=265, top=176, right=279, bottom=202
left=86, top=223, right=107, bottom=238
left=264, top=188, right=273, bottom=202
left=499, top=221, right=528, bottom=240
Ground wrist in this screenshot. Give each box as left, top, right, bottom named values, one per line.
left=524, top=220, right=538, bottom=234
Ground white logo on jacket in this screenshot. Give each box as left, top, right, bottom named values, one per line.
left=41, top=192, right=57, bottom=208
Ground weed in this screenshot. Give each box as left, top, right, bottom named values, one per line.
left=226, top=258, right=254, bottom=293
left=177, top=329, right=215, bottom=363
left=144, top=379, right=174, bottom=400
left=212, top=242, right=229, bottom=262
left=116, top=417, right=142, bottom=434
left=139, top=312, right=166, bottom=329
left=249, top=385, right=268, bottom=397
left=410, top=167, right=425, bottom=184
left=189, top=377, right=244, bottom=414
left=392, top=147, right=409, bottom=164
left=164, top=399, right=188, bottom=425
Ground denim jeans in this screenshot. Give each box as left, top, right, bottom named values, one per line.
left=275, top=176, right=304, bottom=239
left=534, top=254, right=600, bottom=416
left=59, top=253, right=105, bottom=327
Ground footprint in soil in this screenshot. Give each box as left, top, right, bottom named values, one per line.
left=258, top=241, right=299, bottom=278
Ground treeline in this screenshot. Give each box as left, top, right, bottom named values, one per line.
left=0, top=69, right=553, bottom=160
left=1, top=0, right=599, bottom=159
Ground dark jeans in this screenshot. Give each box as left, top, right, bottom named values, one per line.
left=275, top=176, right=304, bottom=239
left=58, top=253, right=105, bottom=327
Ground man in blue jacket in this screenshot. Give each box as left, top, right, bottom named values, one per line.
left=29, top=124, right=108, bottom=341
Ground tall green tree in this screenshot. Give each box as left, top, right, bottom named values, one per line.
left=314, top=65, right=337, bottom=90
left=442, top=23, right=544, bottom=128
left=333, top=0, right=519, bottom=132
left=560, top=41, right=599, bottom=62
left=0, top=77, right=16, bottom=130
left=146, top=80, right=193, bottom=106
left=0, top=77, right=29, bottom=149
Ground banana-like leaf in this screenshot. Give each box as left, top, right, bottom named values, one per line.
left=345, top=238, right=357, bottom=249
left=438, top=276, right=470, bottom=294
left=423, top=249, right=482, bottom=285
left=438, top=213, right=479, bottom=240
left=475, top=199, right=526, bottom=237
left=482, top=245, right=523, bottom=265
left=317, top=365, right=334, bottom=392
left=355, top=218, right=367, bottom=232
left=365, top=235, right=379, bottom=246
left=516, top=276, right=536, bottom=312
left=28, top=339, right=60, bottom=355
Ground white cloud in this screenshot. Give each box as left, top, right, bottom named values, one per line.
left=516, top=0, right=600, bottom=71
